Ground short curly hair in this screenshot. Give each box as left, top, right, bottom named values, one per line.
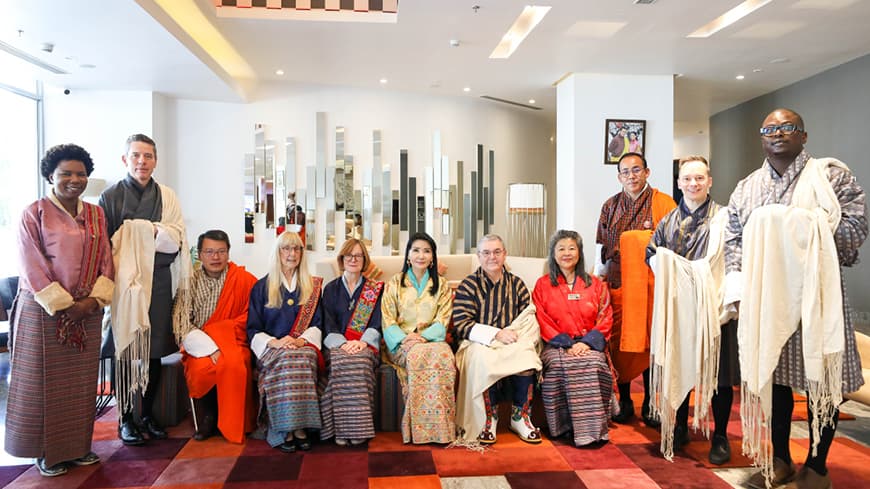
left=40, top=144, right=94, bottom=181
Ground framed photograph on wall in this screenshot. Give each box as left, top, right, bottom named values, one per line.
left=605, top=119, right=646, bottom=164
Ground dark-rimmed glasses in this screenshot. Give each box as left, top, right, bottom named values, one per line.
left=759, top=123, right=803, bottom=137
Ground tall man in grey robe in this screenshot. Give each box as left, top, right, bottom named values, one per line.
left=725, top=109, right=867, bottom=489
left=100, top=134, right=189, bottom=446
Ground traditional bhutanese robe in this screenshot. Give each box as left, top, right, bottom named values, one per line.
left=246, top=275, right=324, bottom=447
left=452, top=267, right=541, bottom=443
left=598, top=186, right=676, bottom=383
left=533, top=274, right=614, bottom=446
left=6, top=194, right=114, bottom=467
left=725, top=151, right=867, bottom=479
left=319, top=275, right=384, bottom=442
left=381, top=271, right=456, bottom=444
left=646, top=197, right=738, bottom=460
left=175, top=262, right=257, bottom=444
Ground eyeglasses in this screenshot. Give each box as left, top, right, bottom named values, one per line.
left=201, top=249, right=228, bottom=257
left=759, top=123, right=803, bottom=137
left=478, top=249, right=505, bottom=258
left=280, top=245, right=303, bottom=253
left=618, top=166, right=645, bottom=177
left=343, top=254, right=365, bottom=261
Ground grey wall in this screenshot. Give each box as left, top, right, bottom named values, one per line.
left=710, top=53, right=870, bottom=324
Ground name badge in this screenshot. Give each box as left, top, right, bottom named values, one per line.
left=567, top=293, right=581, bottom=301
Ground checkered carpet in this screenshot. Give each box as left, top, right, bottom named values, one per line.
left=2, top=389, right=869, bottom=489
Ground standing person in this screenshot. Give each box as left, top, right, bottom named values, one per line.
left=172, top=230, right=258, bottom=443
left=247, top=231, right=323, bottom=453
left=725, top=109, right=867, bottom=489
left=646, top=156, right=739, bottom=464
left=453, top=234, right=542, bottom=446
left=596, top=152, right=676, bottom=426
left=319, top=239, right=384, bottom=446
left=533, top=230, right=614, bottom=446
left=381, top=232, right=456, bottom=444
left=100, top=134, right=191, bottom=446
left=6, top=144, right=114, bottom=476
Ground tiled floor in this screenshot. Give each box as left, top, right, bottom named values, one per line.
left=1, top=350, right=869, bottom=488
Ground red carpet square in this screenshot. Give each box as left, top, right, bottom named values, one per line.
left=575, top=468, right=660, bottom=489
left=367, top=432, right=436, bottom=452
left=431, top=445, right=572, bottom=477
left=368, top=474, right=443, bottom=489
left=109, top=438, right=189, bottom=461
left=368, top=450, right=437, bottom=477
left=79, top=459, right=173, bottom=488
left=504, top=471, right=587, bottom=489
left=225, top=454, right=303, bottom=482
left=555, top=441, right=638, bottom=470
left=152, top=456, right=237, bottom=485
left=298, top=452, right=368, bottom=480
left=174, top=437, right=245, bottom=459
left=618, top=443, right=733, bottom=489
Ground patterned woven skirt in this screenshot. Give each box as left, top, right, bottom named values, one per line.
left=387, top=342, right=456, bottom=444
left=257, top=346, right=321, bottom=447
left=320, top=347, right=377, bottom=441
left=541, top=346, right=612, bottom=446
left=5, top=292, right=101, bottom=466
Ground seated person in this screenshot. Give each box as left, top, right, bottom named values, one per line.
left=247, top=231, right=323, bottom=453
left=320, top=239, right=384, bottom=446
left=173, top=230, right=258, bottom=443
left=533, top=230, right=614, bottom=447
left=453, top=234, right=543, bottom=446
left=381, top=232, right=455, bottom=444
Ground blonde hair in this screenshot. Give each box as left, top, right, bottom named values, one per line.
left=678, top=155, right=710, bottom=174
left=266, top=231, right=314, bottom=308
left=336, top=238, right=370, bottom=273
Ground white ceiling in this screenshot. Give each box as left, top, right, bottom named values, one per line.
left=4, top=0, right=870, bottom=136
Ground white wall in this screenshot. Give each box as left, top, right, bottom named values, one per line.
left=164, top=84, right=555, bottom=277
left=556, top=73, right=674, bottom=268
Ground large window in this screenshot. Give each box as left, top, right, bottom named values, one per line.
left=0, top=51, right=41, bottom=278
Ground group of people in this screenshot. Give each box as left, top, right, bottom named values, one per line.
left=5, top=108, right=866, bottom=489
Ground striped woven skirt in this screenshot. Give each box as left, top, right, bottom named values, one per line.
left=319, top=348, right=377, bottom=441
left=388, top=342, right=456, bottom=444
left=5, top=292, right=101, bottom=466
left=257, top=346, right=321, bottom=447
left=541, top=345, right=612, bottom=446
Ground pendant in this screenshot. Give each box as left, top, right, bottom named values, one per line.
left=348, top=300, right=355, bottom=311
left=286, top=298, right=295, bottom=306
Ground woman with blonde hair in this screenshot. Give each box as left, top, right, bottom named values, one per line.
left=320, top=239, right=384, bottom=446
left=247, top=231, right=323, bottom=452
left=381, top=232, right=456, bottom=444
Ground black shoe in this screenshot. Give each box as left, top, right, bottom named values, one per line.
left=193, top=415, right=216, bottom=441
left=611, top=399, right=635, bottom=424
left=277, top=441, right=297, bottom=453
left=708, top=434, right=731, bottom=465
left=118, top=420, right=145, bottom=446
left=140, top=416, right=168, bottom=440
left=641, top=405, right=661, bottom=429
left=673, top=425, right=690, bottom=450
left=295, top=436, right=312, bottom=451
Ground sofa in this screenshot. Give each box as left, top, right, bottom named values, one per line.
left=845, top=332, right=870, bottom=406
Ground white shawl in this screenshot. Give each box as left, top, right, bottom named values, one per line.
left=451, top=304, right=542, bottom=449
left=650, top=208, right=731, bottom=461
left=739, top=158, right=846, bottom=485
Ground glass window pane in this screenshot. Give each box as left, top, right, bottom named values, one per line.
left=0, top=49, right=39, bottom=94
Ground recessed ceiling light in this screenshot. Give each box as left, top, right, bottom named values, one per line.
left=770, top=57, right=790, bottom=64
left=379, top=78, right=388, bottom=84
left=528, top=99, right=536, bottom=104
left=736, top=75, right=745, bottom=80
left=463, top=87, right=471, bottom=92
left=275, top=69, right=285, bottom=75
left=489, top=5, right=552, bottom=59
left=752, top=68, right=763, bottom=73
left=687, top=0, right=773, bottom=38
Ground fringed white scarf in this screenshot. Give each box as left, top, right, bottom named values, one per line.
left=739, top=158, right=846, bottom=486
left=449, top=304, right=542, bottom=451
left=650, top=208, right=731, bottom=461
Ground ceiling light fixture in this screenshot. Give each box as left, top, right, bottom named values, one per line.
left=489, top=5, right=551, bottom=59
left=752, top=68, right=763, bottom=73
left=528, top=99, right=536, bottom=104
left=275, top=69, right=285, bottom=75
left=736, top=74, right=745, bottom=80
left=463, top=87, right=471, bottom=92
left=379, top=78, right=388, bottom=84
left=687, top=0, right=773, bottom=38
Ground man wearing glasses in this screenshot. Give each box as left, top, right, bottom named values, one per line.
left=725, top=108, right=867, bottom=489
left=596, top=152, right=676, bottom=427
left=452, top=235, right=543, bottom=445
left=173, top=230, right=258, bottom=443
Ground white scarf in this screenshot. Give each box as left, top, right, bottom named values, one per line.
left=739, top=158, right=846, bottom=485
left=650, top=208, right=731, bottom=461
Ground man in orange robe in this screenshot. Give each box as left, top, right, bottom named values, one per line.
left=172, top=230, right=258, bottom=443
left=595, top=152, right=676, bottom=427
